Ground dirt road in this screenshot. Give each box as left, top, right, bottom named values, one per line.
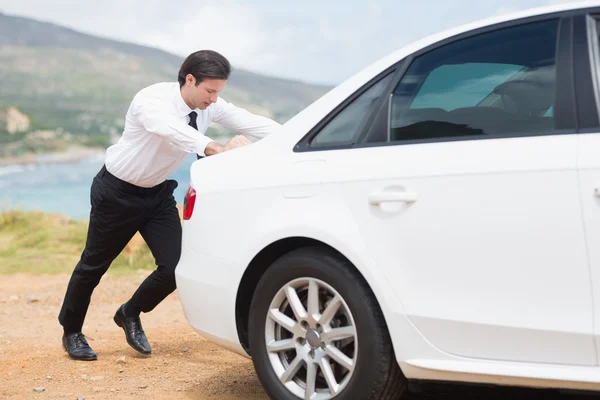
left=0, top=273, right=591, bottom=400
left=0, top=273, right=268, bottom=400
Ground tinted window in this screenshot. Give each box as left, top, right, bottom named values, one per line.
left=380, top=19, right=559, bottom=143
left=310, top=74, right=393, bottom=147
left=592, top=19, right=600, bottom=85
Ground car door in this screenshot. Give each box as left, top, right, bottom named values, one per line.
left=301, top=16, right=595, bottom=366
left=574, top=12, right=600, bottom=365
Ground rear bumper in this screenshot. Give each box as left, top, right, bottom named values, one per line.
left=175, top=242, right=248, bottom=357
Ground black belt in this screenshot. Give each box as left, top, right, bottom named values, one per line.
left=99, top=165, right=168, bottom=196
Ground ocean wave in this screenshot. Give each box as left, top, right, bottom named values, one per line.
left=0, top=165, right=27, bottom=177
left=84, top=153, right=106, bottom=163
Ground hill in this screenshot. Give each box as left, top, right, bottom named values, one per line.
left=0, top=12, right=331, bottom=157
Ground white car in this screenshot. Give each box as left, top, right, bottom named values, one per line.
left=175, top=1, right=600, bottom=399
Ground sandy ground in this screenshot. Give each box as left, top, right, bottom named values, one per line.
left=0, top=273, right=593, bottom=400
left=0, top=273, right=267, bottom=400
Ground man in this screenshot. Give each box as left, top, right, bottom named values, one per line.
left=58, top=50, right=281, bottom=361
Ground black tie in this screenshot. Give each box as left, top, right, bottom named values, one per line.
left=188, top=111, right=198, bottom=130
left=188, top=111, right=202, bottom=160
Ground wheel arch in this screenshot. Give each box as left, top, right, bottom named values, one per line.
left=234, top=236, right=396, bottom=359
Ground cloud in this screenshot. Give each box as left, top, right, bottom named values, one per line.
left=495, top=7, right=518, bottom=16
left=143, top=2, right=270, bottom=64
left=0, top=0, right=575, bottom=85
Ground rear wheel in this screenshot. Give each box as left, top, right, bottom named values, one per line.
left=248, top=247, right=407, bottom=400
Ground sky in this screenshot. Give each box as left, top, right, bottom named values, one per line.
left=0, top=0, right=575, bottom=85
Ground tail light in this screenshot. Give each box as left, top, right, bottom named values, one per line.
left=183, top=186, right=196, bottom=220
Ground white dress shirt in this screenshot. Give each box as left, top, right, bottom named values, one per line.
left=104, top=82, right=281, bottom=187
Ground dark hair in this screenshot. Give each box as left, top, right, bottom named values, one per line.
left=178, top=50, right=231, bottom=87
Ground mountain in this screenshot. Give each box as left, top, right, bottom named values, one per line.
left=0, top=13, right=331, bottom=155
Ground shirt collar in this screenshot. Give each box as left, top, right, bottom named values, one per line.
left=172, top=82, right=195, bottom=117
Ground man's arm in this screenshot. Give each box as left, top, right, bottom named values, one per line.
left=211, top=98, right=282, bottom=141
left=133, top=97, right=216, bottom=156
left=204, top=135, right=251, bottom=155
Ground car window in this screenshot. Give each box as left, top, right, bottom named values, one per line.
left=378, top=19, right=559, bottom=143
left=410, top=63, right=523, bottom=110
left=310, top=74, right=393, bottom=147
left=593, top=19, right=600, bottom=92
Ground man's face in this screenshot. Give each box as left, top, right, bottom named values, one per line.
left=183, top=75, right=227, bottom=110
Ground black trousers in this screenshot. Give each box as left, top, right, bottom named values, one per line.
left=58, top=165, right=182, bottom=332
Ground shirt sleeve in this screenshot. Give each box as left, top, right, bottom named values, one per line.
left=211, top=97, right=282, bottom=141
left=132, top=96, right=214, bottom=156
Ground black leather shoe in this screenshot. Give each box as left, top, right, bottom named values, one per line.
left=113, top=304, right=151, bottom=355
left=62, top=332, right=97, bottom=361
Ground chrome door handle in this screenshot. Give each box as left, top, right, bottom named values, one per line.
left=369, top=191, right=418, bottom=204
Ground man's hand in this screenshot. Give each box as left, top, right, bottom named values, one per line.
left=203, top=135, right=251, bottom=156
left=224, top=135, right=251, bottom=151
left=204, top=141, right=224, bottom=156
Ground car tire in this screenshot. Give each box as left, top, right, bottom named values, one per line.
left=248, top=246, right=408, bottom=400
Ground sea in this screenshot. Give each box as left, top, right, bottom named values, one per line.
left=0, top=153, right=197, bottom=220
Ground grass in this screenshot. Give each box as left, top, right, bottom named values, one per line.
left=0, top=209, right=157, bottom=275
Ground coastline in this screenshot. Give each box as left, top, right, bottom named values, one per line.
left=0, top=145, right=106, bottom=167
left=0, top=146, right=192, bottom=220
